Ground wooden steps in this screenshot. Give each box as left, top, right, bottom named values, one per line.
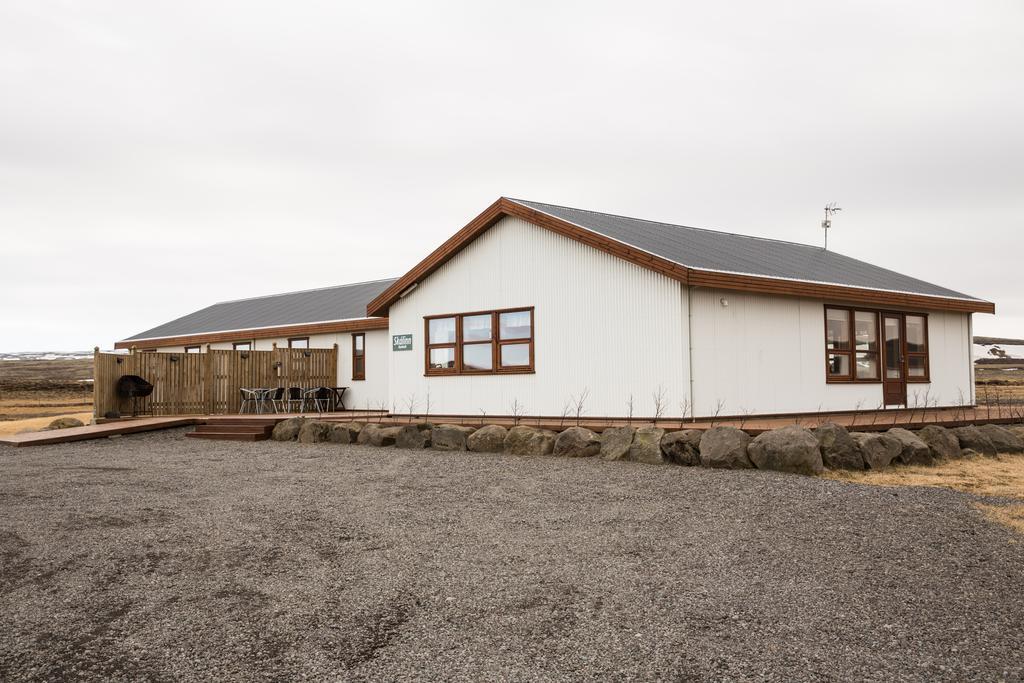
left=186, top=419, right=278, bottom=442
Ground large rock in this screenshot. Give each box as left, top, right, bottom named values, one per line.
left=978, top=424, right=1024, bottom=454
left=395, top=424, right=431, bottom=449
left=431, top=424, right=476, bottom=451
left=337, top=422, right=364, bottom=442
left=916, top=425, right=960, bottom=461
left=660, top=430, right=703, bottom=466
left=297, top=420, right=333, bottom=444
left=1006, top=425, right=1024, bottom=442
left=356, top=423, right=379, bottom=445
left=850, top=433, right=901, bottom=470
left=328, top=423, right=351, bottom=444
left=553, top=426, right=601, bottom=458
left=628, top=427, right=667, bottom=465
left=45, top=417, right=85, bottom=430
left=468, top=425, right=507, bottom=453
left=357, top=423, right=401, bottom=447
left=699, top=426, right=753, bottom=469
left=272, top=417, right=305, bottom=441
left=747, top=426, right=823, bottom=475
left=814, top=423, right=864, bottom=470
left=599, top=427, right=636, bottom=461
left=886, top=428, right=934, bottom=466
left=504, top=426, right=557, bottom=456
left=953, top=426, right=997, bottom=458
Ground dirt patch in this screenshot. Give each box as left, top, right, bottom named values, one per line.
left=0, top=359, right=93, bottom=422
left=821, top=453, right=1024, bottom=499
left=976, top=503, right=1024, bottom=535
left=0, top=413, right=94, bottom=437
left=822, top=454, right=1024, bottom=536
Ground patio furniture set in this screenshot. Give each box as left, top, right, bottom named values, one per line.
left=238, top=386, right=348, bottom=414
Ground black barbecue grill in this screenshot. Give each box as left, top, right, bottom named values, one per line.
left=116, top=375, right=154, bottom=416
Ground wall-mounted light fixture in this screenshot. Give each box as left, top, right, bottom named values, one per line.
left=303, top=351, right=312, bottom=358
left=720, top=297, right=729, bottom=308
left=240, top=352, right=250, bottom=359
left=169, top=355, right=179, bottom=363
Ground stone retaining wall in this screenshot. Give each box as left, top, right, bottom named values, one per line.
left=273, top=417, right=1024, bottom=476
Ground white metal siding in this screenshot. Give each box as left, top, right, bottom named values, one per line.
left=689, top=288, right=974, bottom=416
left=921, top=311, right=973, bottom=409
left=387, top=216, right=689, bottom=417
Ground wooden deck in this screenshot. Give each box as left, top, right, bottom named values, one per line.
left=0, top=417, right=202, bottom=448
left=3, top=406, right=1021, bottom=449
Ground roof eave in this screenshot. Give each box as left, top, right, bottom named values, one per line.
left=114, top=317, right=389, bottom=350
left=365, top=197, right=996, bottom=317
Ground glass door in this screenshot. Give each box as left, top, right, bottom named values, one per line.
left=882, top=314, right=907, bottom=406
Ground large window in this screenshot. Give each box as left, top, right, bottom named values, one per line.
left=288, top=337, right=309, bottom=349
left=905, top=314, right=929, bottom=381
left=825, top=307, right=929, bottom=383
left=184, top=345, right=201, bottom=354
left=232, top=341, right=252, bottom=351
left=825, top=307, right=880, bottom=382
left=352, top=333, right=365, bottom=380
left=425, top=307, right=534, bottom=375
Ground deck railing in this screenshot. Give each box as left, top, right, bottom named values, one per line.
left=93, top=346, right=338, bottom=417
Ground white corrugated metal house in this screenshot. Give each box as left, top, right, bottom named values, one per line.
left=117, top=197, right=994, bottom=419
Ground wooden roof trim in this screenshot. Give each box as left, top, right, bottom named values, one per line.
left=114, top=317, right=389, bottom=350
left=687, top=270, right=995, bottom=314
left=365, top=197, right=995, bottom=316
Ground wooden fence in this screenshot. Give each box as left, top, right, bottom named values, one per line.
left=93, top=346, right=338, bottom=417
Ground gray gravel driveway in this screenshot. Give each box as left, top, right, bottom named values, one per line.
left=1, top=429, right=1022, bottom=681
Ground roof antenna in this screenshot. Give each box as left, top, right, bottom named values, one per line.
left=822, top=202, right=842, bottom=250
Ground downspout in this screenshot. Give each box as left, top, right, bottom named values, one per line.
left=687, top=284, right=696, bottom=423
left=968, top=313, right=975, bottom=406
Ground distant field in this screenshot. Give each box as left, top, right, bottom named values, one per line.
left=975, top=362, right=1024, bottom=407
left=0, top=358, right=93, bottom=423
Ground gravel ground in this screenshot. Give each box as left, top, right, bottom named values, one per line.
left=1, top=429, right=1023, bottom=682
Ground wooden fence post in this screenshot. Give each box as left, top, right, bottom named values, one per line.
left=205, top=345, right=214, bottom=414
left=92, top=346, right=100, bottom=419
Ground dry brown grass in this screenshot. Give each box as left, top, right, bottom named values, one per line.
left=823, top=454, right=1024, bottom=499
left=0, top=358, right=93, bottom=421
left=823, top=454, right=1024, bottom=536
left=976, top=503, right=1024, bottom=535
left=0, top=412, right=94, bottom=437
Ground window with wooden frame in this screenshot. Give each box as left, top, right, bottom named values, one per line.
left=825, top=307, right=930, bottom=383
left=825, top=307, right=881, bottom=382
left=184, top=345, right=201, bottom=354
left=232, top=341, right=253, bottom=351
left=288, top=337, right=309, bottom=349
left=904, top=314, right=929, bottom=382
left=424, top=307, right=534, bottom=376
left=352, top=333, right=365, bottom=380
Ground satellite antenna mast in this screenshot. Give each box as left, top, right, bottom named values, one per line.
left=822, top=202, right=842, bottom=250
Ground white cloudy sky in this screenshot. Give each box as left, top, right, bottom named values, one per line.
left=1, top=1, right=1022, bottom=351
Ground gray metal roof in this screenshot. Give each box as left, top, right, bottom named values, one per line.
left=122, top=278, right=398, bottom=341
left=508, top=198, right=983, bottom=302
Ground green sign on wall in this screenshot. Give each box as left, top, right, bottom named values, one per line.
left=392, top=334, right=413, bottom=351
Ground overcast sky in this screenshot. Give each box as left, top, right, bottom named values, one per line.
left=2, top=1, right=1022, bottom=351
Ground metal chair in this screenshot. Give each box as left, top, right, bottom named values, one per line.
left=239, top=388, right=260, bottom=414
left=304, top=387, right=332, bottom=414
left=261, top=387, right=285, bottom=413
left=285, top=387, right=304, bottom=413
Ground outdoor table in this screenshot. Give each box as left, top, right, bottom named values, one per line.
left=330, top=387, right=348, bottom=411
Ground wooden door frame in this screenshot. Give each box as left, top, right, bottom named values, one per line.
left=881, top=313, right=908, bottom=406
